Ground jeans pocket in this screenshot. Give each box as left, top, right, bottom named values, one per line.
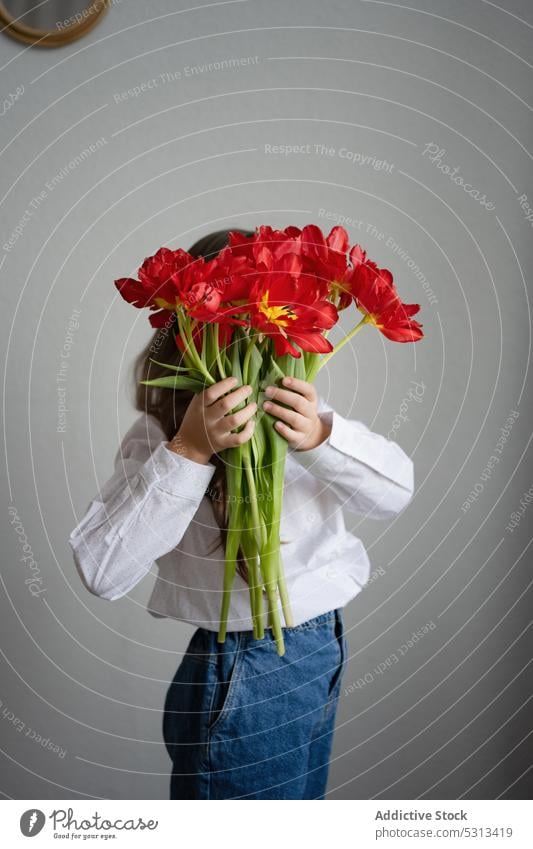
left=327, top=611, right=347, bottom=700
left=162, top=631, right=214, bottom=760
left=162, top=653, right=206, bottom=760
left=207, top=639, right=245, bottom=735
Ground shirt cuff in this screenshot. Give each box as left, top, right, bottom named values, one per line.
left=139, top=440, right=217, bottom=498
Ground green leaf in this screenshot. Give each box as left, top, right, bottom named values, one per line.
left=205, top=323, right=218, bottom=379
left=292, top=352, right=306, bottom=381
left=147, top=358, right=191, bottom=373
left=247, top=344, right=263, bottom=388
left=268, top=355, right=286, bottom=381
left=250, top=413, right=267, bottom=469
left=231, top=329, right=243, bottom=385
left=140, top=375, right=206, bottom=391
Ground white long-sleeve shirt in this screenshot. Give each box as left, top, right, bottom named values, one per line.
left=68, top=396, right=414, bottom=631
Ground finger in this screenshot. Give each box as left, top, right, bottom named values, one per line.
left=263, top=400, right=307, bottom=430
left=223, top=417, right=255, bottom=447
left=211, top=384, right=253, bottom=419
left=273, top=420, right=303, bottom=446
left=264, top=385, right=310, bottom=414
left=202, top=376, right=239, bottom=406
left=219, top=401, right=257, bottom=433
left=280, top=375, right=317, bottom=401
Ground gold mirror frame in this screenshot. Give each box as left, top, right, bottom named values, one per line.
left=0, top=0, right=109, bottom=47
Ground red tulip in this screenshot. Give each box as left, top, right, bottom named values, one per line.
left=115, top=246, right=248, bottom=329
left=298, top=224, right=354, bottom=301
left=115, top=247, right=193, bottom=325
left=115, top=225, right=424, bottom=658
left=369, top=300, right=424, bottom=342
left=116, top=226, right=424, bottom=353
left=248, top=254, right=338, bottom=358
left=353, top=271, right=423, bottom=342
left=228, top=225, right=302, bottom=265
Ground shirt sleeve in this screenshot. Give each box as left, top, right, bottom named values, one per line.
left=288, top=394, right=415, bottom=519
left=68, top=413, right=216, bottom=600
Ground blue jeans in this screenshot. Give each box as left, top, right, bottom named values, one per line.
left=162, top=608, right=348, bottom=799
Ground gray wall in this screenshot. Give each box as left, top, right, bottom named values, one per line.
left=1, top=0, right=532, bottom=800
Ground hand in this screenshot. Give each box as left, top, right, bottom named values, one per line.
left=262, top=376, right=331, bottom=451
left=168, top=376, right=256, bottom=464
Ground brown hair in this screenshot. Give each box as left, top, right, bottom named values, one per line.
left=132, top=228, right=254, bottom=582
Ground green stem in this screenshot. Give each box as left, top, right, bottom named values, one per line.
left=177, top=311, right=215, bottom=385
left=217, top=521, right=240, bottom=643
left=316, top=313, right=370, bottom=374
left=242, top=335, right=256, bottom=385
left=213, top=322, right=227, bottom=380
left=276, top=550, right=293, bottom=628
left=271, top=422, right=293, bottom=628
left=261, top=544, right=284, bottom=655
left=242, top=440, right=265, bottom=551
left=258, top=379, right=292, bottom=654
left=253, top=560, right=265, bottom=638
left=241, top=533, right=263, bottom=639
left=217, top=446, right=242, bottom=643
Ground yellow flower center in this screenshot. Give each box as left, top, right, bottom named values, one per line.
left=258, top=290, right=297, bottom=326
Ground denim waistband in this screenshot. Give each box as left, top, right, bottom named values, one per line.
left=192, top=607, right=341, bottom=657
left=283, top=608, right=338, bottom=632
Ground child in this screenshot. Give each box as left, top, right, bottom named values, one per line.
left=69, top=229, right=414, bottom=799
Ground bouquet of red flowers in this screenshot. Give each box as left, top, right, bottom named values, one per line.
left=115, top=224, right=423, bottom=655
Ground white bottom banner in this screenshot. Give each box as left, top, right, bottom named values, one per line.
left=1, top=799, right=530, bottom=848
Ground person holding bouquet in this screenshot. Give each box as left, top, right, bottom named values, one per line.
left=69, top=226, right=421, bottom=799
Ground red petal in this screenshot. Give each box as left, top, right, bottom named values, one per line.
left=349, top=244, right=367, bottom=268
left=149, top=309, right=175, bottom=328
left=302, top=224, right=328, bottom=261
left=273, top=332, right=301, bottom=358
left=115, top=277, right=154, bottom=308
left=287, top=330, right=333, bottom=354
left=326, top=226, right=349, bottom=255
left=401, top=302, right=421, bottom=317
left=379, top=323, right=424, bottom=342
